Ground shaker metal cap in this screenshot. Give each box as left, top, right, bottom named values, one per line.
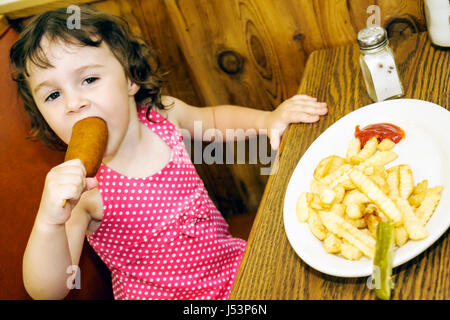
left=357, top=26, right=387, bottom=50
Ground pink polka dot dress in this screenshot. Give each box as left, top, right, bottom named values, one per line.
left=86, top=106, right=247, bottom=300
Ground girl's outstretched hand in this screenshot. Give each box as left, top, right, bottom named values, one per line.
left=264, top=94, right=327, bottom=150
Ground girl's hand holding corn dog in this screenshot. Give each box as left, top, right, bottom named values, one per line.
left=36, top=159, right=98, bottom=226
left=36, top=117, right=107, bottom=226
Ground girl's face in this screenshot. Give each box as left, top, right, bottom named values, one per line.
left=27, top=36, right=139, bottom=157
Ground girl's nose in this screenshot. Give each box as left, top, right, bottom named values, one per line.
left=65, top=91, right=89, bottom=114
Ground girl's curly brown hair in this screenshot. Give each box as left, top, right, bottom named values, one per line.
left=9, top=5, right=168, bottom=151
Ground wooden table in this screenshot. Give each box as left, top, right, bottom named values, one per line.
left=230, top=32, right=449, bottom=300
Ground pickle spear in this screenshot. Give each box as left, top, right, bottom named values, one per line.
left=373, top=221, right=395, bottom=300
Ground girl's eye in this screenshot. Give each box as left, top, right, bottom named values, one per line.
left=45, top=91, right=60, bottom=102
left=83, top=77, right=98, bottom=85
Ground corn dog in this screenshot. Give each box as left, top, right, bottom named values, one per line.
left=62, top=117, right=108, bottom=207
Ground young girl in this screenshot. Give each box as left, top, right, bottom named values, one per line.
left=10, top=6, right=327, bottom=300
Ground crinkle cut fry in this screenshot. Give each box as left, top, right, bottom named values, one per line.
left=349, top=168, right=403, bottom=226
left=319, top=211, right=375, bottom=259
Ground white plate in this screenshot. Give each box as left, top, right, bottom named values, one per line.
left=283, top=99, right=450, bottom=278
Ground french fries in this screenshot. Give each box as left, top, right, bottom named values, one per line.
left=377, top=138, right=396, bottom=151
left=350, top=137, right=378, bottom=164
left=320, top=211, right=376, bottom=258
left=296, top=133, right=443, bottom=260
left=399, top=165, right=414, bottom=199
left=416, top=186, right=443, bottom=224
left=349, top=168, right=403, bottom=226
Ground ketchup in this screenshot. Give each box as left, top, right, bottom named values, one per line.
left=355, top=123, right=405, bottom=148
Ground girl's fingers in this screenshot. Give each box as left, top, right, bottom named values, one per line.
left=53, top=165, right=86, bottom=176
left=85, top=177, right=98, bottom=191
left=57, top=159, right=87, bottom=176
left=56, top=177, right=96, bottom=206
left=288, top=111, right=321, bottom=123
left=55, top=173, right=86, bottom=186
left=292, top=100, right=327, bottom=108
left=290, top=104, right=328, bottom=115
left=58, top=183, right=84, bottom=201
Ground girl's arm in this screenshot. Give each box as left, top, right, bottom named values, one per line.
left=163, top=95, right=327, bottom=150
left=23, top=211, right=87, bottom=300
left=23, top=159, right=94, bottom=300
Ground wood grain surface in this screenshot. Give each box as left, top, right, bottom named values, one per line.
left=230, top=32, right=449, bottom=300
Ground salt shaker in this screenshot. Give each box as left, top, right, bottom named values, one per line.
left=357, top=26, right=404, bottom=102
